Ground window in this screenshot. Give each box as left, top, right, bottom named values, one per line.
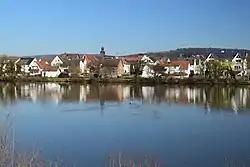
left=234, top=66, right=241, bottom=70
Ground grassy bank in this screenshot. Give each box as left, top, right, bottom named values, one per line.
left=0, top=76, right=250, bottom=86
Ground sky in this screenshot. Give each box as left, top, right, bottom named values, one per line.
left=0, top=0, right=250, bottom=56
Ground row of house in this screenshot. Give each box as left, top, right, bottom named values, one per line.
left=139, top=52, right=250, bottom=78
left=0, top=47, right=249, bottom=78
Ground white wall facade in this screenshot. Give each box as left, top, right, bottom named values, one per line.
left=140, top=55, right=155, bottom=65
left=41, top=69, right=61, bottom=77
left=80, top=60, right=88, bottom=73
left=123, top=64, right=130, bottom=74
left=18, top=58, right=40, bottom=75
left=51, top=56, right=63, bottom=66
left=141, top=65, right=154, bottom=78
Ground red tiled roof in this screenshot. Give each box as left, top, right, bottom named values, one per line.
left=157, top=59, right=165, bottom=66
left=36, top=60, right=58, bottom=71
left=166, top=60, right=189, bottom=70
left=123, top=56, right=142, bottom=62
left=83, top=54, right=98, bottom=64
left=99, top=59, right=122, bottom=67
left=59, top=53, right=83, bottom=60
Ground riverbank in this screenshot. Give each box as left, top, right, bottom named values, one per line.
left=1, top=76, right=250, bottom=86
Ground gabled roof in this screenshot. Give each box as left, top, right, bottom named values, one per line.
left=206, top=53, right=216, bottom=59
left=35, top=54, right=59, bottom=61
left=233, top=53, right=243, bottom=59
left=36, top=60, right=58, bottom=71
left=152, top=64, right=165, bottom=72
left=59, top=53, right=84, bottom=60
left=17, top=57, right=35, bottom=65
left=36, top=55, right=60, bottom=63
left=165, top=60, right=189, bottom=70
left=148, top=56, right=157, bottom=62
left=61, top=59, right=82, bottom=67
left=104, top=55, right=117, bottom=59
left=83, top=54, right=99, bottom=64
left=99, top=59, right=122, bottom=68
left=121, top=55, right=142, bottom=62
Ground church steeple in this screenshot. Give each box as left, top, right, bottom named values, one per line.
left=100, top=46, right=105, bottom=57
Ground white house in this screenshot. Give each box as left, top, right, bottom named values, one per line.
left=41, top=68, right=61, bottom=77
left=204, top=53, right=216, bottom=62
left=189, top=57, right=203, bottom=74
left=123, top=63, right=130, bottom=74
left=15, top=57, right=40, bottom=75
left=121, top=60, right=131, bottom=74
left=60, top=59, right=85, bottom=74
left=141, top=65, right=155, bottom=78
left=36, top=60, right=61, bottom=77
left=81, top=54, right=99, bottom=73
left=50, top=55, right=64, bottom=66
left=231, top=53, right=247, bottom=75
left=79, top=59, right=86, bottom=73
left=140, top=55, right=157, bottom=78
left=164, top=59, right=192, bottom=77
left=231, top=53, right=243, bottom=72
left=140, top=55, right=156, bottom=65
left=37, top=55, right=64, bottom=67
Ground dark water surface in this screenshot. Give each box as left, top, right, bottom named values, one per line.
left=0, top=83, right=250, bottom=167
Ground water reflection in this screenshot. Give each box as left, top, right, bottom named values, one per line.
left=0, top=83, right=250, bottom=113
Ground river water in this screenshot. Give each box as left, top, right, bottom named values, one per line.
left=0, top=83, right=250, bottom=167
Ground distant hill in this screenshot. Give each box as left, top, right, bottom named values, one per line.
left=124, top=48, right=250, bottom=59
left=2, top=48, right=250, bottom=60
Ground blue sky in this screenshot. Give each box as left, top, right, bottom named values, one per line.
left=0, top=0, right=249, bottom=56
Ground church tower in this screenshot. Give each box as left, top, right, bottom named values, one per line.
left=100, top=46, right=105, bottom=58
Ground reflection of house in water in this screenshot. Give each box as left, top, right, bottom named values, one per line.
left=142, top=86, right=154, bottom=103
left=60, top=85, right=81, bottom=103
left=0, top=83, right=250, bottom=114
left=231, top=88, right=249, bottom=113
left=80, top=85, right=90, bottom=101
left=20, top=83, right=63, bottom=104
left=187, top=88, right=201, bottom=104
left=164, top=87, right=189, bottom=104
left=163, top=87, right=205, bottom=106
left=85, top=85, right=125, bottom=102
left=204, top=87, right=250, bottom=113
left=37, top=83, right=63, bottom=104
left=130, top=85, right=142, bottom=99
left=123, top=85, right=131, bottom=100
left=20, top=84, right=37, bottom=101
left=0, top=84, right=18, bottom=106
left=235, top=88, right=248, bottom=108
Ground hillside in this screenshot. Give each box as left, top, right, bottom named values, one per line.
left=124, top=48, right=250, bottom=59
left=1, top=48, right=250, bottom=60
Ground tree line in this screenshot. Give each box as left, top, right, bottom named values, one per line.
left=0, top=59, right=22, bottom=77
